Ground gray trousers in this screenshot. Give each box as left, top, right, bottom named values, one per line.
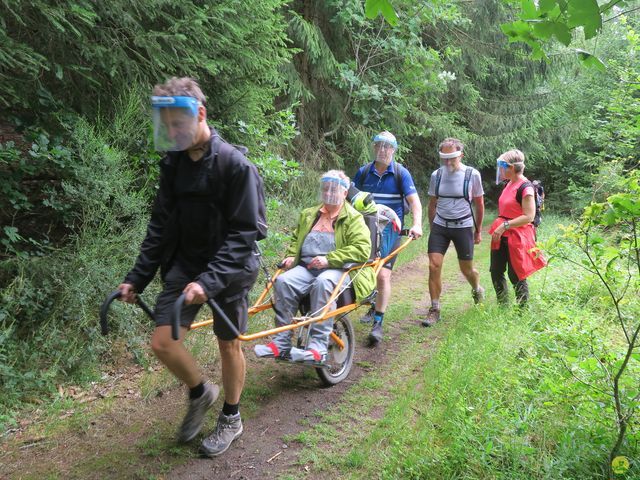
left=272, top=265, right=347, bottom=353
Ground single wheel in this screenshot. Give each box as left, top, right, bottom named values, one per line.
left=316, top=314, right=355, bottom=386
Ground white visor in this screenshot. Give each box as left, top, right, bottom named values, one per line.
left=439, top=150, right=461, bottom=160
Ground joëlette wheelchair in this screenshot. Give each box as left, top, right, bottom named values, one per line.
left=101, top=232, right=413, bottom=387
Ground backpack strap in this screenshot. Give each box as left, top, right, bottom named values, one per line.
left=392, top=161, right=405, bottom=205
left=516, top=181, right=533, bottom=205
left=356, top=162, right=373, bottom=190
left=434, top=167, right=443, bottom=197
left=462, top=166, right=473, bottom=201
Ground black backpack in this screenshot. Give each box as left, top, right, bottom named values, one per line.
left=434, top=166, right=478, bottom=232
left=356, top=161, right=410, bottom=215
left=210, top=135, right=268, bottom=240
left=513, top=181, right=542, bottom=228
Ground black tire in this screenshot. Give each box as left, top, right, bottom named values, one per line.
left=316, top=314, right=355, bottom=386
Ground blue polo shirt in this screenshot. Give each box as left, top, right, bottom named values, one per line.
left=353, top=161, right=418, bottom=222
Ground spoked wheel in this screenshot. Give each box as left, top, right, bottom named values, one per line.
left=316, top=314, right=355, bottom=386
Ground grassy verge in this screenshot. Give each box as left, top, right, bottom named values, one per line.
left=283, top=213, right=640, bottom=479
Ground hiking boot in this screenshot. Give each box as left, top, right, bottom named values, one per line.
left=472, top=286, right=485, bottom=305
left=421, top=308, right=440, bottom=327
left=360, top=307, right=375, bottom=324
left=200, top=412, right=243, bottom=457
left=367, top=320, right=383, bottom=346
left=177, top=382, right=219, bottom=443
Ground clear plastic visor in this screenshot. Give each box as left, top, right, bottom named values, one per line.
left=371, top=141, right=396, bottom=166
left=151, top=96, right=200, bottom=152
left=320, top=177, right=348, bottom=205
left=496, top=159, right=510, bottom=185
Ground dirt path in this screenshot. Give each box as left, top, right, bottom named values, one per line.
left=1, top=251, right=451, bottom=480
left=169, top=254, right=436, bottom=480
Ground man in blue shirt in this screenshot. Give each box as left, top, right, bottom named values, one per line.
left=353, top=131, right=423, bottom=345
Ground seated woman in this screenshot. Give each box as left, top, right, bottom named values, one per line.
left=255, top=170, right=376, bottom=362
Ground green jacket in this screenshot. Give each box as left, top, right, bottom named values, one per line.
left=285, top=202, right=376, bottom=303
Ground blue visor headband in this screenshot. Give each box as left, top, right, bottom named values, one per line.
left=497, top=160, right=510, bottom=169
left=372, top=135, right=398, bottom=149
left=321, top=176, right=349, bottom=189
left=151, top=96, right=200, bottom=116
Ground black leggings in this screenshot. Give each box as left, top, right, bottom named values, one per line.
left=490, top=236, right=529, bottom=305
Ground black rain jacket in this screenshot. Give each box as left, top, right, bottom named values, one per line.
left=124, top=132, right=262, bottom=301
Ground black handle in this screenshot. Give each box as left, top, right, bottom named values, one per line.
left=171, top=294, right=240, bottom=341
left=207, top=299, right=240, bottom=339
left=100, top=291, right=121, bottom=335
left=173, top=293, right=186, bottom=341
left=100, top=290, right=154, bottom=335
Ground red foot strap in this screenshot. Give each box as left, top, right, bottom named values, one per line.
left=309, top=349, right=321, bottom=361
left=267, top=342, right=279, bottom=357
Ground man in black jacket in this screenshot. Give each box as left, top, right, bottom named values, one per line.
left=117, top=77, right=262, bottom=457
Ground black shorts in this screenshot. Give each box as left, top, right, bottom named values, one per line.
left=427, top=223, right=474, bottom=260
left=154, top=262, right=258, bottom=341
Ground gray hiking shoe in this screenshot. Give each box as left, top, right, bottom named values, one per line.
left=368, top=320, right=383, bottom=346
left=177, top=382, right=219, bottom=443
left=200, top=412, right=243, bottom=457
left=472, top=286, right=485, bottom=304
left=421, top=308, right=440, bottom=327
left=360, top=307, right=375, bottom=324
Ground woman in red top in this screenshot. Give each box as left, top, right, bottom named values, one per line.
left=488, top=149, right=546, bottom=305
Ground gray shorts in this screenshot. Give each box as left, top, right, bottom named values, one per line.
left=154, top=263, right=258, bottom=341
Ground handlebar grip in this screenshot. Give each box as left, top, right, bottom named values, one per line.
left=172, top=293, right=186, bottom=341
left=100, top=290, right=154, bottom=336
left=100, top=290, right=122, bottom=335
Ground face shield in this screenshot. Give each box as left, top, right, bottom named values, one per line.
left=439, top=149, right=462, bottom=173
left=496, top=159, right=510, bottom=185
left=371, top=132, right=398, bottom=167
left=151, top=96, right=200, bottom=151
left=320, top=176, right=349, bottom=206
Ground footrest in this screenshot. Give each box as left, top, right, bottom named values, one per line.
left=275, top=356, right=327, bottom=367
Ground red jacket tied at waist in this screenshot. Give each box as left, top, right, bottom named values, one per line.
left=488, top=218, right=546, bottom=280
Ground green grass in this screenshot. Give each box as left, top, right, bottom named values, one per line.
left=283, top=214, right=640, bottom=479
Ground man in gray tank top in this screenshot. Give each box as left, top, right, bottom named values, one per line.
left=423, top=138, right=485, bottom=326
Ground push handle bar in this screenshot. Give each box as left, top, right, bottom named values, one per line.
left=172, top=294, right=240, bottom=341
left=100, top=290, right=154, bottom=335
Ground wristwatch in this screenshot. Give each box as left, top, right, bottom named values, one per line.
left=503, top=220, right=510, bottom=230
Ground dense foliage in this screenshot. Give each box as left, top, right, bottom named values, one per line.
left=0, top=1, right=639, bottom=471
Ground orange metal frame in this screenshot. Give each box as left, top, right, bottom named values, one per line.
left=190, top=237, right=414, bottom=348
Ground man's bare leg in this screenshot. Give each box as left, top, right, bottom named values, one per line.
left=368, top=267, right=392, bottom=345
left=428, top=253, right=444, bottom=303
left=458, top=259, right=480, bottom=290
left=217, top=338, right=245, bottom=405
left=151, top=325, right=202, bottom=387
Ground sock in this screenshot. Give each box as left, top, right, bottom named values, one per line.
left=373, top=311, right=384, bottom=324
left=431, top=300, right=440, bottom=310
left=189, top=382, right=205, bottom=400
left=222, top=402, right=239, bottom=416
